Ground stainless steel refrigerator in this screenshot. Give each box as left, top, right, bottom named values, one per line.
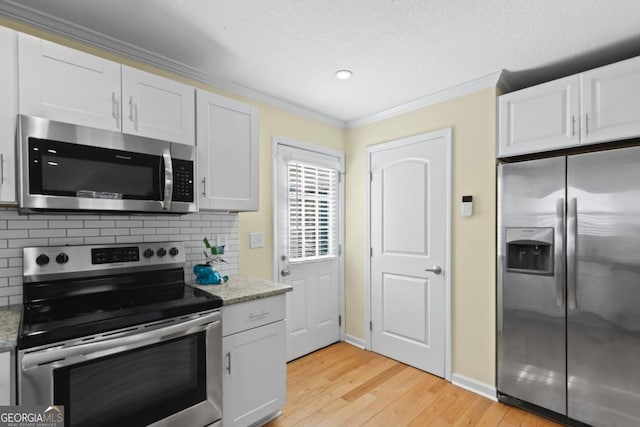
left=498, top=146, right=640, bottom=427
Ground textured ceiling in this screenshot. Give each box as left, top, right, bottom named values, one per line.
left=3, top=0, right=640, bottom=126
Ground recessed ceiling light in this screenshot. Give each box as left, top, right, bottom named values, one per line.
left=335, top=69, right=353, bottom=80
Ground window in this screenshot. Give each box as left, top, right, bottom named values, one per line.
left=287, top=161, right=338, bottom=261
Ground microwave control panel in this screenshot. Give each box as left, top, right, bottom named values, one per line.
left=172, top=159, right=194, bottom=202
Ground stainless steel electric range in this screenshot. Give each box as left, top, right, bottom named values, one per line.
left=17, top=241, right=223, bottom=427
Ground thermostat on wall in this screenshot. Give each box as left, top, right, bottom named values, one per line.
left=461, top=195, right=473, bottom=217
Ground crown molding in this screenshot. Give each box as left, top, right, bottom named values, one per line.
left=0, top=0, right=346, bottom=129
left=496, top=69, right=515, bottom=93
left=0, top=1, right=510, bottom=131
left=347, top=70, right=505, bottom=129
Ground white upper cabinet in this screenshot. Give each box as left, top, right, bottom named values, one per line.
left=498, top=75, right=580, bottom=157
left=197, top=90, right=259, bottom=211
left=121, top=66, right=195, bottom=145
left=0, top=27, right=18, bottom=204
left=499, top=56, right=640, bottom=157
left=18, top=34, right=195, bottom=145
left=18, top=33, right=121, bottom=131
left=582, top=56, right=640, bottom=145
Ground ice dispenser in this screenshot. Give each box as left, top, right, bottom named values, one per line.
left=505, top=228, right=554, bottom=275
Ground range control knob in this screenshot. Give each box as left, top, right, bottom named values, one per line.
left=169, top=247, right=179, bottom=257
left=157, top=248, right=167, bottom=257
left=143, top=248, right=155, bottom=258
left=56, top=253, right=69, bottom=264
left=36, top=254, right=50, bottom=266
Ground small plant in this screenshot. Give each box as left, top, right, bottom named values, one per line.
left=202, top=237, right=227, bottom=266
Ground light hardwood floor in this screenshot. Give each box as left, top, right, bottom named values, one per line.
left=265, top=342, right=562, bottom=427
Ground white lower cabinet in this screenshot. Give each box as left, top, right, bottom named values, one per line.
left=0, top=350, right=13, bottom=405
left=222, top=296, right=286, bottom=427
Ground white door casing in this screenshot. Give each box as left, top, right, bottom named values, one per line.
left=273, top=137, right=344, bottom=361
left=367, top=129, right=451, bottom=379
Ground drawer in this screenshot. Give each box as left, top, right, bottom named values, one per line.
left=222, top=294, right=285, bottom=336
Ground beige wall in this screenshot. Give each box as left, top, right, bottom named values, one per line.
left=3, top=16, right=498, bottom=386
left=345, top=87, right=497, bottom=385
left=0, top=18, right=346, bottom=281
left=238, top=106, right=344, bottom=278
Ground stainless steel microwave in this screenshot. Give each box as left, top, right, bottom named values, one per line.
left=17, top=115, right=196, bottom=214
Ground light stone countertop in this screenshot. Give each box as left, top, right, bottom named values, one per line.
left=0, top=276, right=290, bottom=349
left=193, top=274, right=292, bottom=305
left=0, top=305, right=21, bottom=350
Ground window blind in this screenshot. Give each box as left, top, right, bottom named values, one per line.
left=287, top=161, right=338, bottom=261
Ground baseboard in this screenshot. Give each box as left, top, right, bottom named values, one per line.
left=343, top=334, right=366, bottom=349
left=452, top=373, right=497, bottom=401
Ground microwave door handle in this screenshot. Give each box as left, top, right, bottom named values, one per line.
left=162, top=149, right=173, bottom=210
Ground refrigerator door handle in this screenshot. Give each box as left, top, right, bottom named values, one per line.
left=555, top=198, right=565, bottom=307
left=567, top=197, right=578, bottom=309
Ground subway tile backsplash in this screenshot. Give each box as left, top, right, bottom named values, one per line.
left=0, top=208, right=239, bottom=307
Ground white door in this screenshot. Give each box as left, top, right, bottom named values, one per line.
left=369, top=130, right=450, bottom=377
left=121, top=65, right=195, bottom=145
left=196, top=89, right=259, bottom=211
left=582, top=55, right=640, bottom=145
left=18, top=33, right=121, bottom=131
left=274, top=141, right=343, bottom=361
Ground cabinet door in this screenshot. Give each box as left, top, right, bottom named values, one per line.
left=498, top=75, right=580, bottom=157
left=222, top=321, right=286, bottom=427
left=582, top=56, right=640, bottom=145
left=122, top=65, right=195, bottom=145
left=18, top=33, right=121, bottom=131
left=0, top=350, right=12, bottom=405
left=197, top=90, right=259, bottom=211
left=0, top=27, right=18, bottom=204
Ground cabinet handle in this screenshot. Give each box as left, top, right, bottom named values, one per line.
left=128, top=96, right=134, bottom=122
left=571, top=115, right=576, bottom=136
left=133, top=102, right=139, bottom=131
left=112, top=92, right=120, bottom=129
left=0, top=153, right=3, bottom=185
left=202, top=176, right=206, bottom=196
left=226, top=351, right=231, bottom=374
left=249, top=310, right=269, bottom=319
left=585, top=113, right=589, bottom=135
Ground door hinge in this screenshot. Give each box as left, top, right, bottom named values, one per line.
left=369, top=321, right=373, bottom=331
left=338, top=244, right=342, bottom=256
left=339, top=315, right=342, bottom=327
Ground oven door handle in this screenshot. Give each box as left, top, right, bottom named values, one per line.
left=162, top=148, right=173, bottom=211
left=22, top=311, right=220, bottom=368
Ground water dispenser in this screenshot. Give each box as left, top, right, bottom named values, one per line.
left=505, top=227, right=554, bottom=275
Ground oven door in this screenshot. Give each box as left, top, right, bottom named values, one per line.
left=19, top=311, right=221, bottom=427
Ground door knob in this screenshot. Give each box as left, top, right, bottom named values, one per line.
left=425, top=266, right=442, bottom=275
left=281, top=269, right=291, bottom=277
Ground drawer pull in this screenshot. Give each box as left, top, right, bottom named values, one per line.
left=249, top=310, right=269, bottom=319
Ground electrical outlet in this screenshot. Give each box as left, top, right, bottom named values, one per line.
left=249, top=232, right=264, bottom=249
